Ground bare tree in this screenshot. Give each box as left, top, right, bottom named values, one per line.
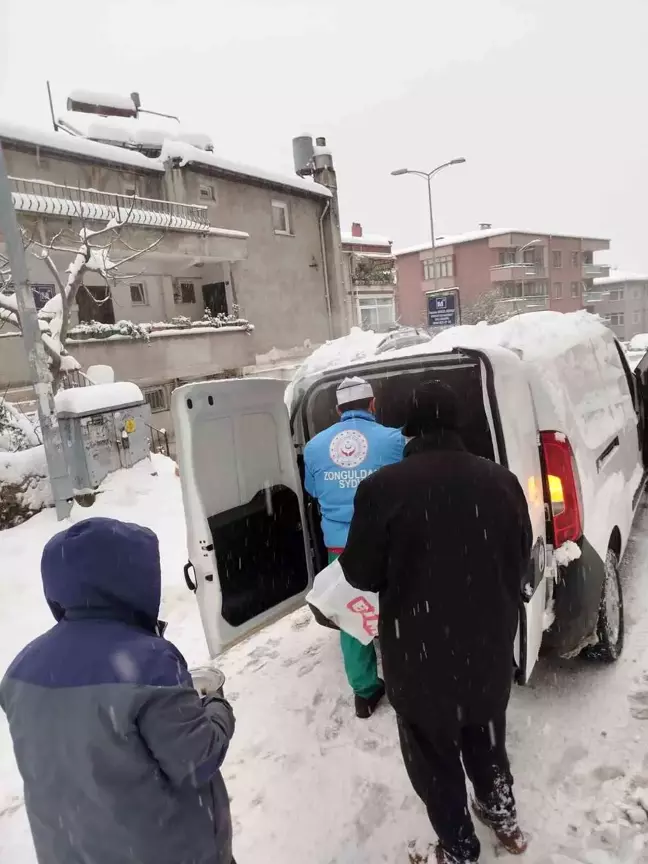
left=0, top=207, right=163, bottom=391
left=461, top=287, right=523, bottom=326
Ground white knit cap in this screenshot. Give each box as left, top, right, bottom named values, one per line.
left=336, top=376, right=374, bottom=406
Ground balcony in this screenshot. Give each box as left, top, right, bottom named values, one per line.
left=490, top=263, right=545, bottom=283
left=10, top=175, right=249, bottom=264
left=496, top=296, right=549, bottom=313
left=583, top=289, right=609, bottom=304
left=582, top=263, right=610, bottom=279
left=10, top=176, right=211, bottom=231
left=0, top=326, right=255, bottom=390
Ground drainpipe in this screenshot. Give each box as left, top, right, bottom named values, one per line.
left=319, top=199, right=333, bottom=338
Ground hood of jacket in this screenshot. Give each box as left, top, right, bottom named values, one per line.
left=41, top=517, right=161, bottom=627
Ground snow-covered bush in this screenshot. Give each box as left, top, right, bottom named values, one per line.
left=0, top=402, right=48, bottom=529
left=67, top=310, right=252, bottom=341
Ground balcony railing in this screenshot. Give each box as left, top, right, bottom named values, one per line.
left=10, top=176, right=210, bottom=232
left=582, top=263, right=610, bottom=279
left=490, top=263, right=546, bottom=282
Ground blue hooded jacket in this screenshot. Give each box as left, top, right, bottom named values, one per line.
left=304, top=410, right=405, bottom=549
left=0, top=517, right=235, bottom=864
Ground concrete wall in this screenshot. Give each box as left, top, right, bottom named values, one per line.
left=165, top=167, right=331, bottom=355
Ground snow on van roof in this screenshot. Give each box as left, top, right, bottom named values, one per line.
left=391, top=311, right=610, bottom=363
left=284, top=327, right=385, bottom=408
left=0, top=119, right=164, bottom=172
left=594, top=269, right=648, bottom=286
left=395, top=228, right=610, bottom=256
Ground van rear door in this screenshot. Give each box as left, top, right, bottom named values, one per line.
left=478, top=347, right=547, bottom=684
left=172, top=378, right=313, bottom=657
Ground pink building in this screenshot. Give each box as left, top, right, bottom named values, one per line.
left=394, top=226, right=610, bottom=327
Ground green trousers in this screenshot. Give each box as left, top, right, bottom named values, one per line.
left=329, top=551, right=380, bottom=698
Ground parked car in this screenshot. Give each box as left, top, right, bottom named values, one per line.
left=172, top=311, right=647, bottom=683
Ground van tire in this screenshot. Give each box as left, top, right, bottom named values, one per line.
left=584, top=549, right=624, bottom=663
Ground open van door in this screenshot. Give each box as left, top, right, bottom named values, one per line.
left=477, top=347, right=548, bottom=684
left=172, top=378, right=313, bottom=657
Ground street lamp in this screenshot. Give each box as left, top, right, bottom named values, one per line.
left=391, top=158, right=466, bottom=294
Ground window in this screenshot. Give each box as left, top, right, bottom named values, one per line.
left=498, top=250, right=516, bottom=266
left=144, top=387, right=168, bottom=413
left=272, top=200, right=291, bottom=234
left=423, top=255, right=454, bottom=281
left=571, top=281, right=580, bottom=298
left=199, top=184, right=215, bottom=201
left=77, top=284, right=115, bottom=325
left=634, top=287, right=643, bottom=299
left=554, top=282, right=563, bottom=299
left=571, top=252, right=579, bottom=268
left=357, top=296, right=396, bottom=331
left=608, top=313, right=624, bottom=326
left=522, top=248, right=538, bottom=265
left=173, top=281, right=196, bottom=304
left=32, top=283, right=55, bottom=310
left=129, top=283, right=148, bottom=305
left=583, top=251, right=593, bottom=265
left=634, top=311, right=642, bottom=325
left=609, top=288, right=625, bottom=301
left=552, top=250, right=562, bottom=268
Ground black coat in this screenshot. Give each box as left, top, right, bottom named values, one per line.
left=340, top=431, right=532, bottom=727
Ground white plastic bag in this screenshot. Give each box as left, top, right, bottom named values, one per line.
left=305, top=558, right=379, bottom=645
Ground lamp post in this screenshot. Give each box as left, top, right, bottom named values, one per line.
left=391, top=158, right=466, bottom=295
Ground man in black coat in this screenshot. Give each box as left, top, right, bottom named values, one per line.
left=340, top=381, right=532, bottom=864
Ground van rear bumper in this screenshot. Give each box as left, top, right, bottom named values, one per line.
left=542, top=537, right=605, bottom=656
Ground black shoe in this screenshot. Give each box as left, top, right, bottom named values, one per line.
left=355, top=680, right=385, bottom=718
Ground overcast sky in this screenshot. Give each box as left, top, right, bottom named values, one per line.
left=1, top=0, right=646, bottom=268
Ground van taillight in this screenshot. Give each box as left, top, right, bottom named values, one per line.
left=540, top=431, right=583, bottom=547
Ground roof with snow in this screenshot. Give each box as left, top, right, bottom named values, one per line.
left=594, top=269, right=648, bottom=286
left=0, top=119, right=331, bottom=199
left=159, top=139, right=330, bottom=199
left=395, top=227, right=610, bottom=256
left=341, top=232, right=391, bottom=248
left=0, top=120, right=164, bottom=173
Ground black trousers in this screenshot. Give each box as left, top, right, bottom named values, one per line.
left=397, top=713, right=516, bottom=863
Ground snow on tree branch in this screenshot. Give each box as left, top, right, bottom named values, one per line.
left=1, top=216, right=165, bottom=391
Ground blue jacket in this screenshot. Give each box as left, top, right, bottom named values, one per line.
left=304, top=410, right=405, bottom=549
left=0, top=517, right=235, bottom=864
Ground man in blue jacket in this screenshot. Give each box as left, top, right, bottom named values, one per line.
left=304, top=376, right=405, bottom=718
left=0, top=517, right=236, bottom=864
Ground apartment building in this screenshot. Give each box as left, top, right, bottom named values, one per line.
left=0, top=114, right=347, bottom=435
left=395, top=225, right=610, bottom=327
left=588, top=270, right=648, bottom=341
left=341, top=222, right=396, bottom=331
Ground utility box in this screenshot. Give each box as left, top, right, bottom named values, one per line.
left=55, top=382, right=152, bottom=498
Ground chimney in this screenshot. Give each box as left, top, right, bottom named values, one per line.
left=351, top=222, right=363, bottom=238
left=479, top=222, right=492, bottom=230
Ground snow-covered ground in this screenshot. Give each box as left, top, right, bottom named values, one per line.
left=1, top=456, right=648, bottom=863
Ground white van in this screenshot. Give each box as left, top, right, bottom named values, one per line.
left=172, top=311, right=647, bottom=684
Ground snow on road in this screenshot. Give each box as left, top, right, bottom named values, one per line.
left=1, top=456, right=648, bottom=863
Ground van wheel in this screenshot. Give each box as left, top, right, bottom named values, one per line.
left=584, top=549, right=624, bottom=663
